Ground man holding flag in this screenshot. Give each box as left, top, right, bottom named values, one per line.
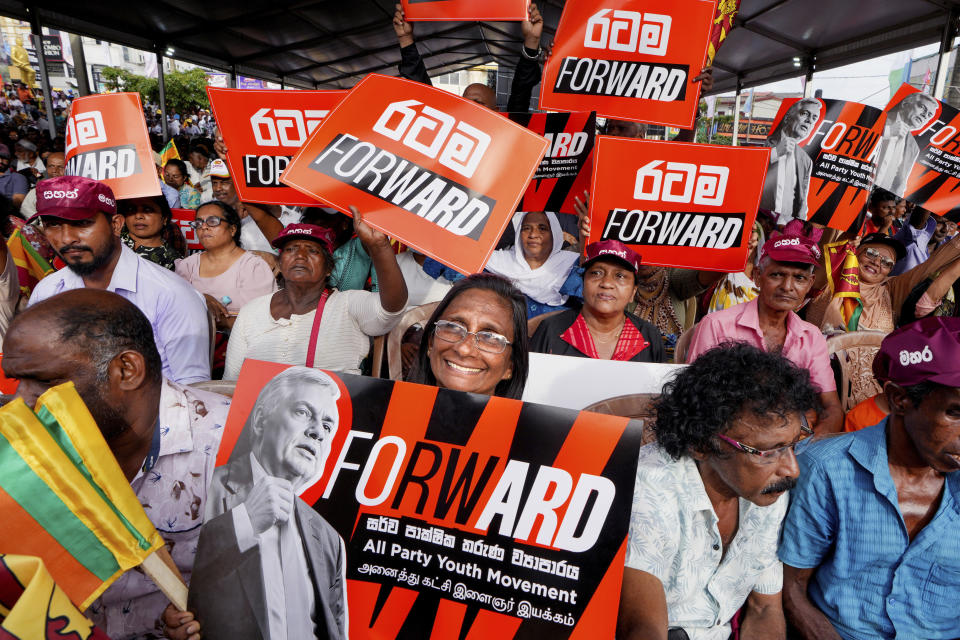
left=3, top=289, right=231, bottom=639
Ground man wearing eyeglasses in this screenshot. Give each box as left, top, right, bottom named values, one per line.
left=686, top=222, right=843, bottom=433
left=617, top=342, right=819, bottom=640
left=780, top=316, right=960, bottom=640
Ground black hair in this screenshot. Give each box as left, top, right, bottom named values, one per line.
left=904, top=380, right=947, bottom=407
left=301, top=207, right=353, bottom=248
left=54, top=297, right=163, bottom=384
left=870, top=188, right=897, bottom=207
left=408, top=274, right=529, bottom=399
left=653, top=342, right=820, bottom=459
left=164, top=158, right=189, bottom=178
left=118, top=194, right=172, bottom=224
left=196, top=199, right=242, bottom=247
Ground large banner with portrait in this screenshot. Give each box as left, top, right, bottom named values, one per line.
left=207, top=88, right=347, bottom=206
left=63, top=92, right=162, bottom=199
left=876, top=84, right=960, bottom=220
left=401, top=0, right=529, bottom=21
left=189, top=361, right=644, bottom=639
left=508, top=111, right=596, bottom=217
left=281, top=74, right=549, bottom=274
left=540, top=0, right=715, bottom=129
left=588, top=137, right=770, bottom=272
left=761, top=97, right=886, bottom=231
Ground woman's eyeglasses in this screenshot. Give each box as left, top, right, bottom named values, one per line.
left=433, top=320, right=511, bottom=354
left=862, top=247, right=896, bottom=271
left=714, top=417, right=815, bottom=465
left=189, top=216, right=226, bottom=230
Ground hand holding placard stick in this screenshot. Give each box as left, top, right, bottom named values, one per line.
left=0, top=383, right=187, bottom=612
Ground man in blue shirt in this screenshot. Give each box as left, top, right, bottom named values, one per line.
left=27, top=175, right=210, bottom=384
left=780, top=316, right=960, bottom=640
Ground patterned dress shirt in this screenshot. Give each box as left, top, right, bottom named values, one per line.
left=626, top=444, right=786, bottom=640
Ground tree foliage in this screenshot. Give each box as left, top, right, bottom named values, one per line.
left=99, top=66, right=209, bottom=114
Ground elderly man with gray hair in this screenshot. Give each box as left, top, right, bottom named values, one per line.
left=874, top=92, right=939, bottom=198
left=189, top=366, right=347, bottom=640
left=761, top=97, right=821, bottom=225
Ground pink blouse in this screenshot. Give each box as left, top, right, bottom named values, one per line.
left=175, top=251, right=277, bottom=314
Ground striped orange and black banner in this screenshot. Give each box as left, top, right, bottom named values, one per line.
left=215, top=362, right=645, bottom=639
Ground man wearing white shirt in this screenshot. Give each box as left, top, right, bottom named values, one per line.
left=874, top=92, right=939, bottom=197
left=618, top=343, right=818, bottom=640
left=191, top=367, right=347, bottom=640
left=760, top=98, right=820, bottom=225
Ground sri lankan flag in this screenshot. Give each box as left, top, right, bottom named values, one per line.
left=0, top=553, right=110, bottom=639
left=707, top=0, right=741, bottom=65
left=0, top=383, right=164, bottom=610
left=6, top=226, right=54, bottom=298
left=159, top=139, right=180, bottom=167
left=824, top=240, right=863, bottom=331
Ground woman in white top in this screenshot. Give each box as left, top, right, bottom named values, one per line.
left=223, top=208, right=407, bottom=379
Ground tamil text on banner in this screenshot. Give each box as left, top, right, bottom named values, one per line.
left=540, top=0, right=716, bottom=129
left=589, top=137, right=770, bottom=272
left=281, top=74, right=549, bottom=274
left=875, top=84, right=960, bottom=219
left=0, top=384, right=167, bottom=610
left=508, top=111, right=596, bottom=216
left=401, top=0, right=529, bottom=21
left=207, top=87, right=347, bottom=206
left=170, top=208, right=203, bottom=251
left=64, top=92, right=161, bottom=199
left=761, top=97, right=885, bottom=231
left=189, top=362, right=644, bottom=639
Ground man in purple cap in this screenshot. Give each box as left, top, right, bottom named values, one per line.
left=780, top=316, right=960, bottom=640
left=686, top=222, right=842, bottom=433
left=530, top=240, right=666, bottom=362
left=27, top=175, right=211, bottom=384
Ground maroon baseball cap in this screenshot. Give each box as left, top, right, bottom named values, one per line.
left=873, top=316, right=960, bottom=387
left=583, top=240, right=641, bottom=274
left=271, top=223, right=336, bottom=254
left=759, top=232, right=822, bottom=265
left=31, top=176, right=117, bottom=222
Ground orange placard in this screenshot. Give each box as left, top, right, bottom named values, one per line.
left=401, top=0, right=529, bottom=21
left=762, top=98, right=885, bottom=231
left=281, top=74, right=549, bottom=275
left=876, top=84, right=960, bottom=220
left=540, top=0, right=716, bottom=129
left=64, top=93, right=161, bottom=199
left=196, top=361, right=644, bottom=639
left=589, top=137, right=770, bottom=272
left=207, top=88, right=347, bottom=205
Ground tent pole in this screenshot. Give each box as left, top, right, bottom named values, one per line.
left=934, top=7, right=959, bottom=100
left=733, top=81, right=742, bottom=147
left=69, top=33, right=90, bottom=96
left=27, top=7, right=57, bottom=139
left=157, top=50, right=168, bottom=144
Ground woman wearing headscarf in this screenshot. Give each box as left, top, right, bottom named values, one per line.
left=483, top=210, right=580, bottom=318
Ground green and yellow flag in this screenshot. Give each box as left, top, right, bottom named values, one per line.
left=0, top=383, right=164, bottom=610
left=159, top=139, right=180, bottom=167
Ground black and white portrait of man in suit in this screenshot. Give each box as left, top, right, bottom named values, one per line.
left=760, top=97, right=821, bottom=225
left=874, top=92, right=939, bottom=198
left=189, top=367, right=348, bottom=640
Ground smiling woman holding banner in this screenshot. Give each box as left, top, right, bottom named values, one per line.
left=223, top=207, right=407, bottom=379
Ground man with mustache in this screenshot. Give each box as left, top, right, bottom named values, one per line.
left=27, top=175, right=210, bottom=383
left=874, top=92, right=939, bottom=198
left=190, top=366, right=347, bottom=639
left=780, top=316, right=960, bottom=640
left=686, top=222, right=843, bottom=433
left=760, top=98, right=821, bottom=224
left=618, top=342, right=818, bottom=640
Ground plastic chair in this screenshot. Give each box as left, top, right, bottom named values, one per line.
left=527, top=309, right=564, bottom=339
left=825, top=330, right=888, bottom=412
left=189, top=379, right=237, bottom=398
left=584, top=393, right=658, bottom=445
